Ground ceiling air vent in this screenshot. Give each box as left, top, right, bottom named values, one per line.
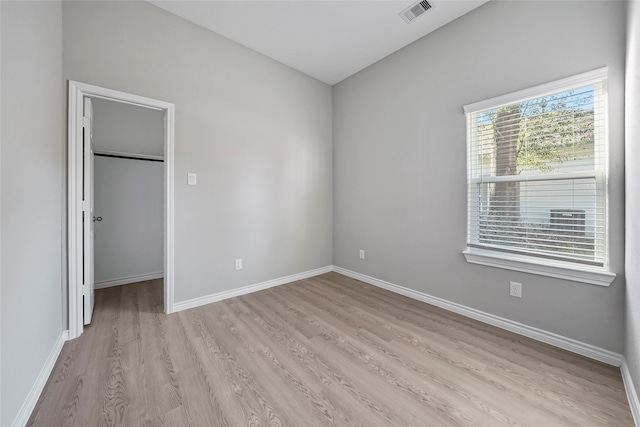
left=399, top=0, right=432, bottom=24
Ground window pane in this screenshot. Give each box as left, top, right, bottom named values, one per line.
left=470, top=178, right=603, bottom=265
left=472, top=86, right=599, bottom=180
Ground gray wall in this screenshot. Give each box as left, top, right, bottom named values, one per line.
left=92, top=97, right=165, bottom=157
left=625, top=0, right=640, bottom=409
left=0, top=1, right=65, bottom=425
left=333, top=1, right=626, bottom=352
left=92, top=98, right=164, bottom=287
left=63, top=1, right=333, bottom=303
left=94, top=157, right=164, bottom=287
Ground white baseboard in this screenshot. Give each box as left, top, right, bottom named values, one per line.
left=173, top=266, right=333, bottom=312
left=12, top=330, right=69, bottom=427
left=622, top=358, right=640, bottom=427
left=332, top=266, right=623, bottom=367
left=95, top=272, right=164, bottom=289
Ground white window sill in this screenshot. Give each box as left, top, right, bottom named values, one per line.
left=462, top=248, right=616, bottom=287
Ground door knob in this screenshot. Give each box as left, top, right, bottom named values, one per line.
left=93, top=216, right=102, bottom=222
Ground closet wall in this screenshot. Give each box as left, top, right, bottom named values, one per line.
left=92, top=98, right=164, bottom=288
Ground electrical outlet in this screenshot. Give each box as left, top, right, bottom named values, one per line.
left=235, top=259, right=242, bottom=270
left=359, top=249, right=365, bottom=260
left=509, top=281, right=522, bottom=298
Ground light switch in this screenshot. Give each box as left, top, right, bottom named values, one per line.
left=188, top=173, right=197, bottom=186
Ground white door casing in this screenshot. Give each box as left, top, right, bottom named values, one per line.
left=83, top=98, right=95, bottom=325
left=68, top=81, right=175, bottom=339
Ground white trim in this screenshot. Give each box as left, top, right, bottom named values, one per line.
left=331, top=266, right=623, bottom=366
left=173, top=266, right=332, bottom=312
left=11, top=331, right=69, bottom=427
left=164, top=102, right=175, bottom=314
left=68, top=83, right=82, bottom=339
left=463, top=67, right=608, bottom=113
left=68, top=81, right=175, bottom=339
left=95, top=272, right=164, bottom=289
left=462, top=248, right=616, bottom=287
left=622, top=358, right=640, bottom=427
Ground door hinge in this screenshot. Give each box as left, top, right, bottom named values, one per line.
left=82, top=117, right=91, bottom=128
left=82, top=284, right=88, bottom=295
left=82, top=201, right=89, bottom=212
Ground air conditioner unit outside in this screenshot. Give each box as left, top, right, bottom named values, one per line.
left=550, top=209, right=586, bottom=236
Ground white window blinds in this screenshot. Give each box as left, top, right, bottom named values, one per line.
left=464, top=69, right=608, bottom=268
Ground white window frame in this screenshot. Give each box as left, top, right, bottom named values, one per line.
left=462, top=68, right=615, bottom=287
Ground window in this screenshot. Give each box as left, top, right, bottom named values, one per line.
left=463, top=68, right=615, bottom=286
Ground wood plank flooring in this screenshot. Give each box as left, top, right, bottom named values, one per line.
left=27, top=272, right=634, bottom=426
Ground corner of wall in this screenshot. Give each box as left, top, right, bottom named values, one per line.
left=625, top=0, right=640, bottom=424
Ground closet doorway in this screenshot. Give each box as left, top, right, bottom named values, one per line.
left=68, top=81, right=175, bottom=339
left=92, top=98, right=165, bottom=290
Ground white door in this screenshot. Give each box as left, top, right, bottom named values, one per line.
left=83, top=97, right=95, bottom=325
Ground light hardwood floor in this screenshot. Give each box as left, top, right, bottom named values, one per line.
left=28, top=272, right=633, bottom=426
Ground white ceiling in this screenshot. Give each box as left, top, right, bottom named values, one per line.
left=149, top=1, right=489, bottom=85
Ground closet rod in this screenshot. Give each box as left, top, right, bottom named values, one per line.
left=94, top=153, right=164, bottom=163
